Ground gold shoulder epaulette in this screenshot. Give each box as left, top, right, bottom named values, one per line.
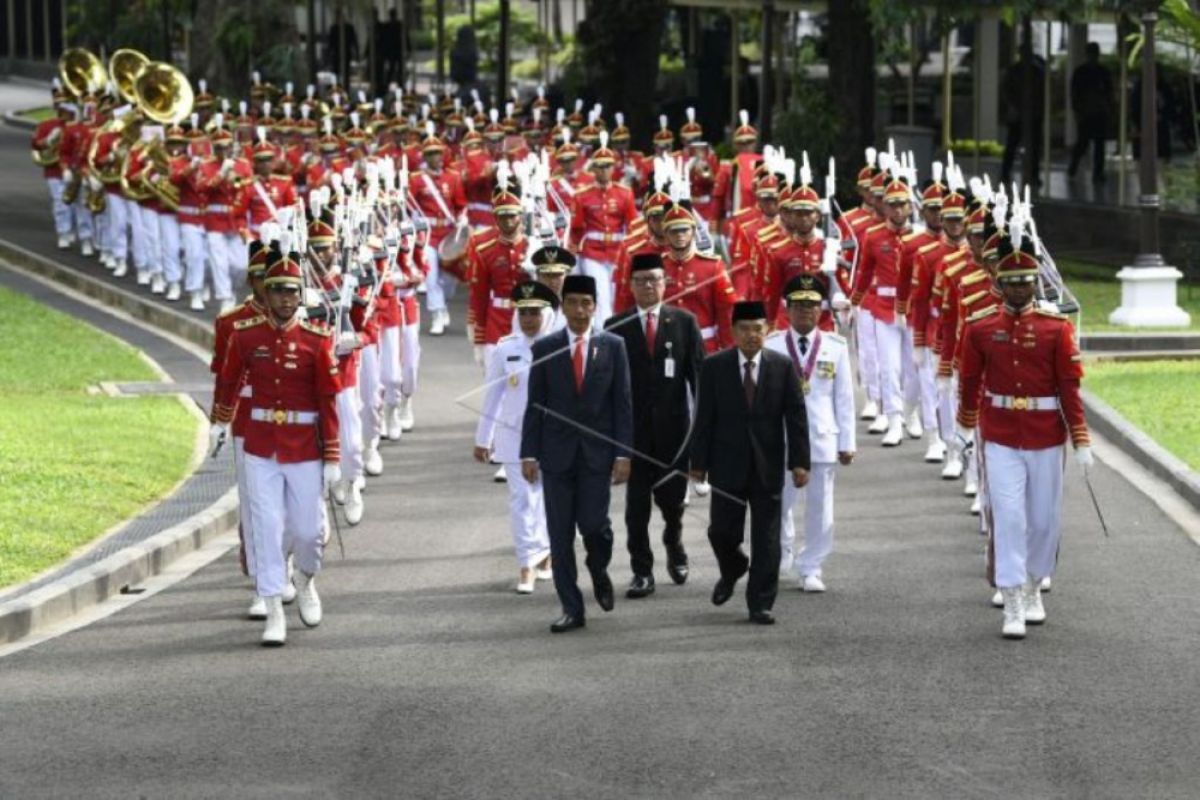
left=962, top=289, right=990, bottom=306
left=695, top=251, right=721, bottom=262
left=474, top=237, right=498, bottom=253
left=768, top=237, right=791, bottom=251
left=300, top=320, right=333, bottom=337
left=757, top=224, right=782, bottom=242
left=901, top=231, right=922, bottom=242
left=233, top=315, right=266, bottom=330
left=961, top=270, right=988, bottom=287
left=944, top=259, right=971, bottom=278
left=865, top=222, right=887, bottom=235
left=1035, top=307, right=1067, bottom=320
left=732, top=206, right=755, bottom=220
left=917, top=241, right=941, bottom=255
left=965, top=305, right=999, bottom=323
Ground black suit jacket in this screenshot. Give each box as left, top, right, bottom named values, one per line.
left=689, top=348, right=809, bottom=494
left=603, top=305, right=704, bottom=465
left=520, top=328, right=634, bottom=474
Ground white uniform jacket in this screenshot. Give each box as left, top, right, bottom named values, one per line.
left=765, top=328, right=856, bottom=464
left=475, top=333, right=536, bottom=463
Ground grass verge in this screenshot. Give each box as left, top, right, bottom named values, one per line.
left=1058, top=259, right=1200, bottom=333
left=0, top=286, right=197, bottom=589
left=1085, top=359, right=1200, bottom=471
left=14, top=107, right=55, bottom=124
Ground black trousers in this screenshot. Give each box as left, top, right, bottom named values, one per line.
left=1069, top=135, right=1106, bottom=180
left=543, top=463, right=614, bottom=619
left=624, top=455, right=687, bottom=578
left=1001, top=121, right=1043, bottom=185
left=707, top=466, right=781, bottom=614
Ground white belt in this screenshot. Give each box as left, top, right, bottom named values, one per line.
left=986, top=392, right=1060, bottom=411
left=239, top=385, right=252, bottom=398
left=692, top=195, right=712, bottom=203
left=396, top=287, right=415, bottom=298
left=930, top=308, right=940, bottom=318
left=250, top=408, right=318, bottom=424
left=584, top=231, right=625, bottom=243
left=208, top=204, right=232, bottom=213
left=177, top=205, right=204, bottom=215
left=700, top=325, right=717, bottom=340
left=491, top=297, right=512, bottom=309
left=467, top=202, right=493, bottom=212
left=874, top=286, right=897, bottom=298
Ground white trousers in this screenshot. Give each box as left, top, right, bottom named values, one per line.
left=205, top=231, right=239, bottom=301
left=938, top=373, right=958, bottom=444
left=233, top=437, right=257, bottom=578
left=46, top=177, right=72, bottom=236
left=92, top=206, right=109, bottom=254
left=132, top=204, right=160, bottom=272
left=380, top=320, right=420, bottom=404
left=903, top=329, right=939, bottom=429
left=780, top=463, right=837, bottom=577
left=358, top=342, right=382, bottom=446
left=578, top=257, right=615, bottom=331
left=72, top=192, right=93, bottom=242
left=856, top=308, right=880, bottom=404
left=243, top=453, right=324, bottom=598
left=871, top=314, right=905, bottom=416
left=180, top=222, right=208, bottom=293
left=107, top=194, right=130, bottom=262
left=503, top=463, right=551, bottom=568
left=337, top=386, right=364, bottom=482
left=158, top=212, right=182, bottom=284
left=983, top=441, right=1064, bottom=588
left=423, top=245, right=457, bottom=313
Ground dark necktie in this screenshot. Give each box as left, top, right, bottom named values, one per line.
left=645, top=310, right=656, bottom=355
left=799, top=335, right=808, bottom=356
left=573, top=336, right=585, bottom=392
left=743, top=360, right=756, bottom=408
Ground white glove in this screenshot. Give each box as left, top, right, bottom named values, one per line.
left=208, top=423, right=229, bottom=457
left=335, top=331, right=359, bottom=356
left=954, top=424, right=975, bottom=452
left=190, top=155, right=201, bottom=169
left=1075, top=446, right=1094, bottom=470
left=220, top=158, right=234, bottom=176
left=466, top=323, right=476, bottom=344
left=62, top=168, right=74, bottom=185
left=357, top=243, right=374, bottom=266
left=473, top=344, right=485, bottom=367
left=323, top=462, right=342, bottom=491
left=936, top=375, right=951, bottom=394
left=895, top=312, right=907, bottom=329
left=87, top=174, right=103, bottom=192
left=831, top=296, right=850, bottom=311
left=913, top=346, right=927, bottom=368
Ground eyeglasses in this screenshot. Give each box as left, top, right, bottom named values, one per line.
left=631, top=275, right=664, bottom=286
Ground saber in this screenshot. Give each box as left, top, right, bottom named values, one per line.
left=1082, top=468, right=1110, bottom=538
left=325, top=492, right=346, bottom=558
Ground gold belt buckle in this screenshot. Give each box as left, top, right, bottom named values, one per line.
left=1012, top=396, right=1028, bottom=411
left=273, top=409, right=287, bottom=425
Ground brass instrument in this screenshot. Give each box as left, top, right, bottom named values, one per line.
left=119, top=140, right=152, bottom=202
left=58, top=48, right=106, bottom=99
left=108, top=48, right=150, bottom=105
left=31, top=126, right=62, bottom=168
left=62, top=172, right=83, bottom=205
left=123, top=61, right=193, bottom=210
left=689, top=154, right=714, bottom=182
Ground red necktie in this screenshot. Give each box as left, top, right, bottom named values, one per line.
left=645, top=310, right=656, bottom=355
left=573, top=335, right=586, bottom=392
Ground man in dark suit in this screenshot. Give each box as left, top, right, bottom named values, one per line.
left=522, top=275, right=634, bottom=633
left=689, top=300, right=809, bottom=625
left=604, top=253, right=705, bottom=597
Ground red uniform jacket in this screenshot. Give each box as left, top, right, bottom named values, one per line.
left=662, top=248, right=737, bottom=352
left=895, top=228, right=938, bottom=316
left=852, top=222, right=908, bottom=325
left=197, top=156, right=252, bottom=235
left=211, top=298, right=266, bottom=437
left=758, top=234, right=833, bottom=332
left=934, top=253, right=976, bottom=375
left=569, top=182, right=637, bottom=263
left=410, top=168, right=467, bottom=247
left=245, top=174, right=298, bottom=234
left=462, top=150, right=497, bottom=228
left=32, top=118, right=67, bottom=179
left=611, top=220, right=668, bottom=315
left=957, top=305, right=1089, bottom=450
left=468, top=230, right=529, bottom=345
left=909, top=237, right=967, bottom=348
left=169, top=155, right=208, bottom=226
left=726, top=206, right=770, bottom=298
left=213, top=314, right=341, bottom=463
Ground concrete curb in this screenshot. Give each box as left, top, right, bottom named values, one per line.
left=1081, top=332, right=1200, bottom=352
left=0, top=242, right=235, bottom=647
left=0, top=237, right=213, bottom=350
left=1083, top=390, right=1200, bottom=511
left=3, top=110, right=36, bottom=130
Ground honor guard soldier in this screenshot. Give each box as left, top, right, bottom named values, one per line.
left=611, top=187, right=672, bottom=314
left=956, top=239, right=1091, bottom=639
left=246, top=134, right=298, bottom=240
left=660, top=203, right=738, bottom=353
left=211, top=253, right=342, bottom=647
left=756, top=183, right=831, bottom=330
left=198, top=124, right=253, bottom=312
left=467, top=186, right=529, bottom=368
left=474, top=281, right=559, bottom=593
left=410, top=124, right=467, bottom=335
left=765, top=275, right=855, bottom=591
left=171, top=119, right=211, bottom=307
left=726, top=171, right=782, bottom=299
left=568, top=134, right=637, bottom=325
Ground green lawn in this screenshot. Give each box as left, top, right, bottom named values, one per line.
left=1085, top=359, right=1200, bottom=471
left=0, top=286, right=198, bottom=589
left=1057, top=259, right=1200, bottom=333
left=15, top=107, right=55, bottom=124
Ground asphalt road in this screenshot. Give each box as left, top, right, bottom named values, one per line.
left=1, top=113, right=1199, bottom=799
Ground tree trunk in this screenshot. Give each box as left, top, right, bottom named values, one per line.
left=826, top=0, right=876, bottom=192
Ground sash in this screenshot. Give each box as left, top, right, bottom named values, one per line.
left=784, top=329, right=821, bottom=395
left=252, top=178, right=279, bottom=222
left=422, top=171, right=454, bottom=224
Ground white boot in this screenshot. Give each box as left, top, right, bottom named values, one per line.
left=868, top=413, right=890, bottom=434
left=364, top=441, right=384, bottom=475
left=261, top=596, right=286, bottom=646
left=1040, top=576, right=1052, bottom=592
left=383, top=403, right=402, bottom=440
left=345, top=482, right=364, bottom=525
left=1000, top=587, right=1026, bottom=639
left=136, top=269, right=151, bottom=286
left=399, top=395, right=415, bottom=431
left=219, top=298, right=235, bottom=313
left=100, top=251, right=113, bottom=269
left=150, top=274, right=166, bottom=295
left=860, top=400, right=879, bottom=421
left=297, top=572, right=322, bottom=627
left=332, top=479, right=348, bottom=505
left=81, top=239, right=94, bottom=257
left=924, top=434, right=946, bottom=463
left=991, top=589, right=1004, bottom=608
left=493, top=465, right=507, bottom=483
left=189, top=291, right=205, bottom=312
left=57, top=234, right=71, bottom=250
left=247, top=595, right=267, bottom=620
left=941, top=448, right=964, bottom=479
left=905, top=409, right=923, bottom=439
left=801, top=574, right=827, bottom=593
left=113, top=258, right=128, bottom=278
left=881, top=415, right=904, bottom=447
left=202, top=285, right=212, bottom=302
left=1022, top=577, right=1046, bottom=625
left=970, top=495, right=981, bottom=516
left=165, top=281, right=181, bottom=301
left=281, top=556, right=296, bottom=604
left=964, top=475, right=978, bottom=497
left=429, top=309, right=447, bottom=336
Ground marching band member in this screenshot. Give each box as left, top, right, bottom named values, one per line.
left=152, top=125, right=188, bottom=298
left=171, top=118, right=210, bottom=306
left=211, top=253, right=341, bottom=647
left=197, top=124, right=252, bottom=312
left=474, top=280, right=559, bottom=593
left=32, top=88, right=75, bottom=250
left=467, top=182, right=529, bottom=370
left=125, top=124, right=163, bottom=289
left=410, top=124, right=467, bottom=336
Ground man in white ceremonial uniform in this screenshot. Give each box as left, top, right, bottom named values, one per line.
left=766, top=274, right=856, bottom=592
left=474, top=280, right=558, bottom=592
left=531, top=245, right=572, bottom=334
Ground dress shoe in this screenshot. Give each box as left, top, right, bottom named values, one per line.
left=535, top=558, right=553, bottom=581
left=749, top=610, right=776, bottom=625
left=860, top=400, right=879, bottom=420
left=550, top=613, right=585, bottom=633
left=399, top=395, right=415, bottom=431
left=667, top=559, right=689, bottom=585
left=516, top=568, right=535, bottom=594
left=941, top=454, right=964, bottom=479
left=593, top=572, right=615, bottom=611
left=801, top=574, right=827, bottom=593
left=881, top=415, right=904, bottom=446
left=626, top=574, right=656, bottom=599
left=711, top=577, right=735, bottom=606
left=868, top=414, right=890, bottom=434
left=247, top=595, right=267, bottom=620
left=261, top=596, right=286, bottom=646
left=296, top=572, right=322, bottom=627
left=492, top=465, right=507, bottom=483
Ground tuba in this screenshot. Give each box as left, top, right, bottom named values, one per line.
left=109, top=48, right=150, bottom=105
left=31, top=126, right=62, bottom=168
left=131, top=62, right=194, bottom=211
left=58, top=48, right=106, bottom=99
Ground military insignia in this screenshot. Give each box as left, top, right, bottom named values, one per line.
left=991, top=331, right=1010, bottom=342
left=289, top=342, right=297, bottom=352
left=283, top=362, right=298, bottom=369
left=800, top=378, right=811, bottom=395
left=508, top=374, right=520, bottom=387
left=544, top=247, right=559, bottom=264
left=817, top=360, right=836, bottom=378
left=521, top=284, right=535, bottom=299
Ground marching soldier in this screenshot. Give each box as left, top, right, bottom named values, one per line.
left=956, top=239, right=1091, bottom=639
left=755, top=184, right=835, bottom=331
left=170, top=120, right=210, bottom=306
left=726, top=170, right=781, bottom=299
left=611, top=188, right=672, bottom=314
left=211, top=253, right=342, bottom=647
left=197, top=125, right=252, bottom=312
left=765, top=274, right=855, bottom=590
left=474, top=281, right=559, bottom=593
left=410, top=126, right=467, bottom=336
left=246, top=135, right=298, bottom=240
left=660, top=203, right=738, bottom=353
left=467, top=186, right=529, bottom=369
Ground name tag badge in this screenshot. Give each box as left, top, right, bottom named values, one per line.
left=663, top=357, right=676, bottom=378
